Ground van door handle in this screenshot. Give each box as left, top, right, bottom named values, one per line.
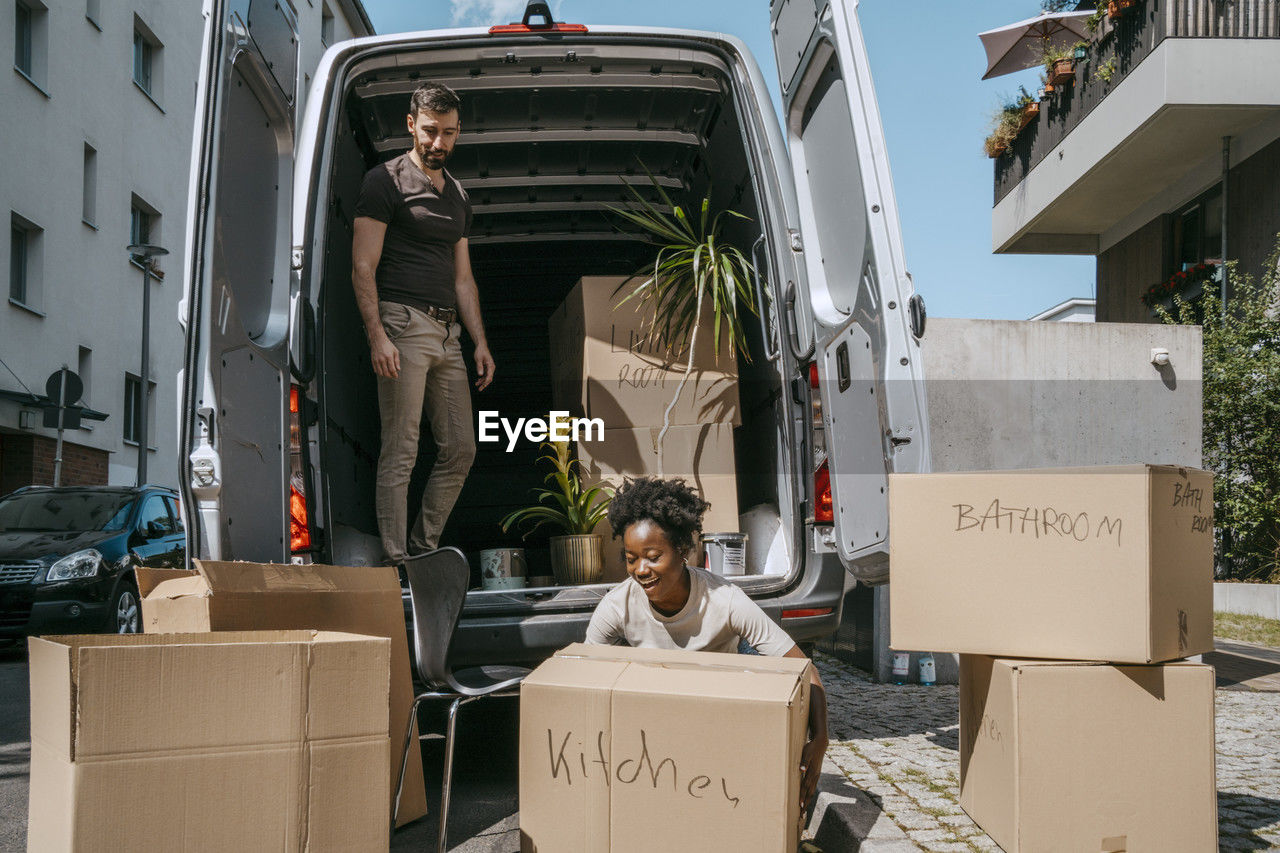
left=785, top=281, right=814, bottom=361
left=751, top=234, right=781, bottom=362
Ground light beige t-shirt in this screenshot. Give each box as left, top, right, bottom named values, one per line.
left=584, top=565, right=795, bottom=656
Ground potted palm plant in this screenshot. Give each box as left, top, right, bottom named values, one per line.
left=607, top=167, right=758, bottom=452
left=500, top=435, right=613, bottom=585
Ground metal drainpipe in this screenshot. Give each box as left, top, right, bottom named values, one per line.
left=1221, top=136, right=1230, bottom=317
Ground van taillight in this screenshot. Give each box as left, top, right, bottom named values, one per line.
left=289, top=385, right=299, bottom=414
left=489, top=21, right=588, bottom=33
left=814, top=460, right=833, bottom=523
left=808, top=362, right=819, bottom=389
left=290, top=485, right=311, bottom=552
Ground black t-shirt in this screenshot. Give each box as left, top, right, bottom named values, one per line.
left=354, top=152, right=473, bottom=312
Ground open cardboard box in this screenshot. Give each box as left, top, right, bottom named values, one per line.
left=519, top=643, right=810, bottom=853
left=137, top=560, right=427, bottom=826
left=28, top=630, right=390, bottom=852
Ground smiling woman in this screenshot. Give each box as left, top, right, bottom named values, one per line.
left=584, top=476, right=831, bottom=815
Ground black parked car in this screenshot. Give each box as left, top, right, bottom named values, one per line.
left=0, top=485, right=186, bottom=636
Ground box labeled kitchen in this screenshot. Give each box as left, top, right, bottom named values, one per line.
left=519, top=643, right=809, bottom=853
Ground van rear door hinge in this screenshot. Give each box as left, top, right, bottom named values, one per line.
left=290, top=247, right=304, bottom=270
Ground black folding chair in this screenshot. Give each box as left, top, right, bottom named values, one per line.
left=392, top=547, right=530, bottom=853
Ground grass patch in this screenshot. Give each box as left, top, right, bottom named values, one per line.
left=1215, top=611, right=1280, bottom=647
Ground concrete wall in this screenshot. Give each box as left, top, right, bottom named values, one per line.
left=869, top=319, right=1204, bottom=682
left=1215, top=583, right=1280, bottom=620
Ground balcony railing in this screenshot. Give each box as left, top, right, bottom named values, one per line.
left=993, top=0, right=1280, bottom=205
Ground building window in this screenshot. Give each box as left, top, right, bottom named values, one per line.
left=132, top=17, right=162, bottom=102
left=10, top=224, right=27, bottom=303
left=15, top=2, right=32, bottom=74
left=123, top=374, right=155, bottom=444
left=321, top=2, right=334, bottom=45
left=14, top=0, right=47, bottom=88
left=1171, top=186, right=1224, bottom=275
left=9, top=213, right=42, bottom=311
left=82, top=143, right=97, bottom=226
left=78, top=346, right=92, bottom=407
left=130, top=195, right=159, bottom=251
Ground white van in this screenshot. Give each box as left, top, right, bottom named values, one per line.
left=178, top=0, right=929, bottom=666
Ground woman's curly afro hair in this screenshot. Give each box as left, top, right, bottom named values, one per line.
left=606, top=476, right=711, bottom=554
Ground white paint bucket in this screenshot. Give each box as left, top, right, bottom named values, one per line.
left=480, top=548, right=527, bottom=590
left=701, top=532, right=748, bottom=577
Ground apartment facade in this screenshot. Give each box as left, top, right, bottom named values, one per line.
left=1, top=0, right=372, bottom=494
left=990, top=0, right=1280, bottom=323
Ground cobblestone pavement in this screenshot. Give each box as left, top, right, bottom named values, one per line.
left=809, top=652, right=1280, bottom=852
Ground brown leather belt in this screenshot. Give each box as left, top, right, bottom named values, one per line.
left=420, top=304, right=457, bottom=324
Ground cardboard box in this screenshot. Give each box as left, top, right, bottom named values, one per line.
left=27, top=630, right=390, bottom=852
left=889, top=464, right=1214, bottom=662
left=548, top=276, right=740, bottom=428
left=136, top=560, right=428, bottom=826
left=576, top=424, right=739, bottom=581
left=519, top=644, right=810, bottom=853
left=959, top=655, right=1217, bottom=852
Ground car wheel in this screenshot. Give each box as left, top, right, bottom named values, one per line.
left=112, top=581, right=142, bottom=634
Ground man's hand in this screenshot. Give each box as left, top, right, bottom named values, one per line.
left=799, top=732, right=828, bottom=817
left=474, top=344, right=495, bottom=390
left=370, top=333, right=401, bottom=379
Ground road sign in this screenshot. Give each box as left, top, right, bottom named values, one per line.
left=45, top=368, right=83, bottom=407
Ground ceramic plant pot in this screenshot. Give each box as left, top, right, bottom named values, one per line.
left=549, top=534, right=604, bottom=585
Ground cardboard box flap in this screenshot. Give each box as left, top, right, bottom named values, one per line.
left=27, top=638, right=74, bottom=761
left=557, top=643, right=809, bottom=678
left=194, top=559, right=400, bottom=594
left=135, top=567, right=207, bottom=599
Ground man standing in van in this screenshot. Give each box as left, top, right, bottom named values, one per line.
left=351, top=82, right=494, bottom=565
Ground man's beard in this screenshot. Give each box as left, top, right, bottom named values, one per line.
left=420, top=145, right=450, bottom=169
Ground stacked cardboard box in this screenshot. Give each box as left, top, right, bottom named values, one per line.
left=518, top=644, right=811, bottom=852
left=549, top=277, right=742, bottom=577
left=136, top=560, right=429, bottom=826
left=889, top=464, right=1218, bottom=851
left=27, top=630, right=391, bottom=852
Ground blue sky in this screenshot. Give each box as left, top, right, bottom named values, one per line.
left=361, top=0, right=1095, bottom=321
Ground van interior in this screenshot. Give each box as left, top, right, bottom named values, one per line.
left=312, top=37, right=800, bottom=592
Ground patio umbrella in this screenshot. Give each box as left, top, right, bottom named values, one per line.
left=978, top=11, right=1095, bottom=80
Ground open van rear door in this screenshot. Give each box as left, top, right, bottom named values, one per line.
left=771, top=0, right=930, bottom=583
left=179, top=0, right=298, bottom=561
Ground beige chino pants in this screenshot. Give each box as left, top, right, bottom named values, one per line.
left=374, top=300, right=476, bottom=562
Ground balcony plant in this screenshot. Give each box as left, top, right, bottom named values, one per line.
left=984, top=92, right=1032, bottom=158
left=1042, top=40, right=1086, bottom=87
left=608, top=166, right=758, bottom=451
left=1141, top=261, right=1219, bottom=309
left=500, top=431, right=614, bottom=584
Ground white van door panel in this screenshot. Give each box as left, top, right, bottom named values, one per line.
left=180, top=0, right=297, bottom=562
left=772, top=0, right=929, bottom=581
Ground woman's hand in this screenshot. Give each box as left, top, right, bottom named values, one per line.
left=800, top=731, right=828, bottom=813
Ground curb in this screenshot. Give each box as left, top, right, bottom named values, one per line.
left=803, top=757, right=919, bottom=852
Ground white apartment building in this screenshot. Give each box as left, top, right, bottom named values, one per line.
left=1, top=0, right=372, bottom=493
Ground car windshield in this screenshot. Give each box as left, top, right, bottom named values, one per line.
left=0, top=490, right=137, bottom=533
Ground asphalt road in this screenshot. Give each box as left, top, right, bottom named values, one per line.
left=0, top=640, right=522, bottom=853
